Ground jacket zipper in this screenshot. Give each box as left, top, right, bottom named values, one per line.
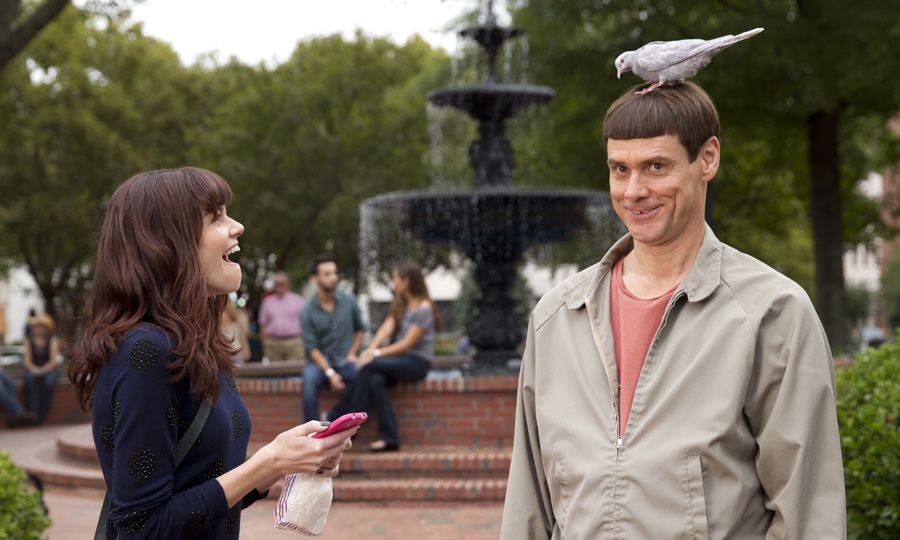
left=584, top=297, right=622, bottom=452
left=619, top=289, right=687, bottom=439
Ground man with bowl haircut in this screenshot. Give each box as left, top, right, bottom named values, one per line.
left=501, top=82, right=845, bottom=539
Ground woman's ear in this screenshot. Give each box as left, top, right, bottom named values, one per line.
left=700, top=136, right=720, bottom=183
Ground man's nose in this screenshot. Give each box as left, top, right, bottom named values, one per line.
left=623, top=173, right=649, bottom=200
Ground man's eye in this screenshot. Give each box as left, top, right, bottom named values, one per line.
left=650, top=163, right=664, bottom=171
left=616, top=165, right=627, bottom=174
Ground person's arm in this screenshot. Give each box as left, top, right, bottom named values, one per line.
left=105, top=332, right=232, bottom=537
left=362, top=317, right=395, bottom=351
left=347, top=300, right=367, bottom=361
left=745, top=289, right=846, bottom=539
left=218, top=421, right=353, bottom=507
left=347, top=331, right=364, bottom=361
left=500, top=314, right=554, bottom=539
left=105, top=330, right=354, bottom=538
left=372, top=326, right=424, bottom=357
left=357, top=317, right=397, bottom=366
left=373, top=306, right=432, bottom=357
left=22, top=340, right=38, bottom=374
left=42, top=337, right=61, bottom=375
left=257, top=301, right=270, bottom=340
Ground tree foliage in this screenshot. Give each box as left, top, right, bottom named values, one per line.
left=190, top=33, right=449, bottom=307
left=0, top=6, right=193, bottom=338
left=0, top=5, right=453, bottom=332
left=508, top=0, right=900, bottom=350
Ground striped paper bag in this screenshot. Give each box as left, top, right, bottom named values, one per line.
left=274, top=473, right=333, bottom=535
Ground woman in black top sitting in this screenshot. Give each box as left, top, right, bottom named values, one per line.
left=69, top=168, right=354, bottom=539
left=23, top=313, right=60, bottom=423
left=338, top=261, right=438, bottom=452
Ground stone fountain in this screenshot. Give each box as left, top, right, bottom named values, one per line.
left=360, top=1, right=621, bottom=371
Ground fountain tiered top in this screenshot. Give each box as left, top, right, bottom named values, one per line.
left=426, top=3, right=554, bottom=142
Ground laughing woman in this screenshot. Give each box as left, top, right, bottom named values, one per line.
left=69, top=168, right=354, bottom=539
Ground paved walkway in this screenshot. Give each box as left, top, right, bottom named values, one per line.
left=1, top=425, right=503, bottom=539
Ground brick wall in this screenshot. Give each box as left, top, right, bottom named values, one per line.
left=0, top=372, right=88, bottom=429
left=239, top=376, right=519, bottom=448
left=0, top=366, right=519, bottom=447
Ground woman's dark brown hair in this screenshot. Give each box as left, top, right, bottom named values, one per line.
left=388, top=261, right=441, bottom=339
left=602, top=81, right=720, bottom=162
left=69, top=167, right=236, bottom=410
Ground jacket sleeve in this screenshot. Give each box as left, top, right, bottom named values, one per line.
left=104, top=330, right=229, bottom=538
left=500, top=314, right=555, bottom=539
left=745, top=288, right=846, bottom=539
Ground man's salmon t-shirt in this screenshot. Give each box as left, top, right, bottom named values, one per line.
left=609, top=258, right=678, bottom=438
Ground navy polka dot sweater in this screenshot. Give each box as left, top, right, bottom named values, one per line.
left=92, top=324, right=266, bottom=539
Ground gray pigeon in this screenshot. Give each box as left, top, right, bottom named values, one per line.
left=615, top=28, right=764, bottom=94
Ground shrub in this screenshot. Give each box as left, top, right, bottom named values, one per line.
left=836, top=333, right=900, bottom=539
left=0, top=451, right=52, bottom=539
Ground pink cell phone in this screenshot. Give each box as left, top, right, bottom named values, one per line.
left=310, top=412, right=368, bottom=438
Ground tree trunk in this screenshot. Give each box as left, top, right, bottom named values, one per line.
left=807, top=110, right=850, bottom=352
left=0, top=0, right=71, bottom=72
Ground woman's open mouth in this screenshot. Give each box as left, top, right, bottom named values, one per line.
left=223, top=244, right=240, bottom=264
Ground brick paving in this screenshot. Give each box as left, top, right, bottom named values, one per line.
left=42, top=487, right=503, bottom=539
left=2, top=425, right=504, bottom=539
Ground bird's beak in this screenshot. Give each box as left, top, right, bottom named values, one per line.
left=616, top=68, right=622, bottom=79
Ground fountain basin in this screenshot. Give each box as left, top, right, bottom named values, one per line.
left=427, top=84, right=555, bottom=122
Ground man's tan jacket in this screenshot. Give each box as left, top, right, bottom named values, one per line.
left=501, top=226, right=845, bottom=539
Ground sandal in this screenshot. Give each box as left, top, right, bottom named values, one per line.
left=368, top=440, right=399, bottom=453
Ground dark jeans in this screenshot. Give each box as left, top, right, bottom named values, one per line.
left=340, top=354, right=430, bottom=446
left=0, top=371, right=25, bottom=418
left=24, top=369, right=58, bottom=423
left=302, top=361, right=357, bottom=423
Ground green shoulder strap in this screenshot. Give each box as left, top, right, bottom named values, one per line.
left=94, top=399, right=212, bottom=540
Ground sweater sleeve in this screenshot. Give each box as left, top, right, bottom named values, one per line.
left=102, top=328, right=229, bottom=538
left=241, top=488, right=269, bottom=509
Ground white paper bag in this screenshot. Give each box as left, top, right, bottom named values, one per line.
left=274, top=473, right=333, bottom=535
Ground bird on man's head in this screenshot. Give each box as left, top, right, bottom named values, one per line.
left=615, top=27, right=764, bottom=95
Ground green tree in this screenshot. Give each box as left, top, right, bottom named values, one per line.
left=881, top=251, right=900, bottom=330
left=0, top=6, right=194, bottom=338
left=0, top=0, right=70, bottom=72
left=0, top=1, right=140, bottom=73
left=509, top=0, right=900, bottom=351
left=192, top=34, right=450, bottom=306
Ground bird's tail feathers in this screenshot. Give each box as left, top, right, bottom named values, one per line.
left=733, top=27, right=764, bottom=42
left=698, top=27, right=764, bottom=54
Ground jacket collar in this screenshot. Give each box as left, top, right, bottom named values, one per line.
left=563, top=223, right=723, bottom=309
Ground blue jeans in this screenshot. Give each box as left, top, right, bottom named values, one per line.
left=24, top=369, right=58, bottom=423
left=344, top=354, right=430, bottom=446
left=302, top=362, right=357, bottom=423
left=0, top=372, right=25, bottom=418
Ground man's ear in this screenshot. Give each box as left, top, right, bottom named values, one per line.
left=700, top=136, right=720, bottom=182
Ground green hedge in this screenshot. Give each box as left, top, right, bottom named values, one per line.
left=0, top=451, right=51, bottom=539
left=836, top=334, right=900, bottom=539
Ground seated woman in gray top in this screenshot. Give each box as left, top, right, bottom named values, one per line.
left=346, top=261, right=439, bottom=452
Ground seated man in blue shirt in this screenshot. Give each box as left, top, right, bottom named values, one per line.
left=300, top=255, right=367, bottom=423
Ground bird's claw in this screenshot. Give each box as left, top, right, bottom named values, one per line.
left=635, top=81, right=664, bottom=95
